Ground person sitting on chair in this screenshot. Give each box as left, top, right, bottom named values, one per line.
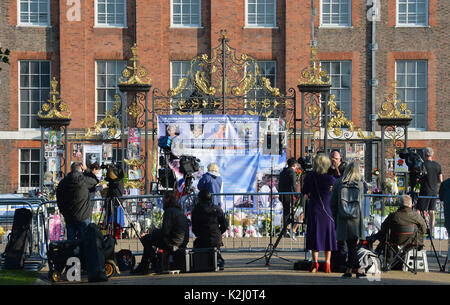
left=368, top=195, right=427, bottom=254
left=131, top=191, right=189, bottom=274
left=191, top=189, right=228, bottom=270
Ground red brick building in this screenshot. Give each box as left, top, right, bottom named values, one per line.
left=0, top=0, right=448, bottom=194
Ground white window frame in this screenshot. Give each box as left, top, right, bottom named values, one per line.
left=95, top=0, right=127, bottom=28
left=95, top=60, right=127, bottom=122
left=396, top=0, right=429, bottom=27
left=170, top=0, right=202, bottom=28
left=170, top=61, right=191, bottom=88
left=247, top=60, right=277, bottom=99
left=245, top=60, right=277, bottom=118
left=18, top=60, right=51, bottom=130
left=17, top=0, right=51, bottom=27
left=245, top=0, right=277, bottom=28
left=320, top=60, right=352, bottom=120
left=395, top=60, right=428, bottom=130
left=170, top=61, right=193, bottom=113
left=19, top=148, right=41, bottom=191
left=320, top=0, right=352, bottom=28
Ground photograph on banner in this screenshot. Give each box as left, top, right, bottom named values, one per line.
left=84, top=145, right=102, bottom=168
left=47, top=129, right=62, bottom=146
left=345, top=143, right=365, bottom=160
left=396, top=175, right=406, bottom=192
left=127, top=128, right=141, bottom=159
left=45, top=144, right=57, bottom=159
left=72, top=143, right=83, bottom=160
left=102, top=144, right=113, bottom=164
left=386, top=159, right=394, bottom=172
left=157, top=115, right=286, bottom=212
left=47, top=157, right=60, bottom=173
left=43, top=171, right=54, bottom=186
left=157, top=115, right=260, bottom=155
left=394, top=153, right=409, bottom=173
left=346, top=143, right=365, bottom=177
left=128, top=168, right=143, bottom=180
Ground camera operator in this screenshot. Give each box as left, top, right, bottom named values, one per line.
left=327, top=149, right=346, bottom=179
left=416, top=147, right=443, bottom=236
left=278, top=157, right=299, bottom=234
left=86, top=162, right=107, bottom=199
left=56, top=162, right=100, bottom=241
left=191, top=189, right=228, bottom=270
left=131, top=191, right=189, bottom=274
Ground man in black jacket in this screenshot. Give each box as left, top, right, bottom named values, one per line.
left=131, top=191, right=189, bottom=274
left=56, top=162, right=99, bottom=241
left=278, top=157, right=298, bottom=232
left=191, top=190, right=228, bottom=269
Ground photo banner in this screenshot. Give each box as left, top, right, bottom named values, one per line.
left=157, top=115, right=286, bottom=211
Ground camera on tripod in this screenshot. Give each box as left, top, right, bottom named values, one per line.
left=179, top=155, right=201, bottom=194
left=398, top=148, right=427, bottom=185
left=100, top=162, right=124, bottom=183
left=298, top=146, right=314, bottom=172
left=179, top=155, right=200, bottom=176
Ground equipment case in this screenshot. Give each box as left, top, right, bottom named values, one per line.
left=190, top=248, right=219, bottom=272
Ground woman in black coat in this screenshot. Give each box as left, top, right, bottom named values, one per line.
left=191, top=189, right=228, bottom=269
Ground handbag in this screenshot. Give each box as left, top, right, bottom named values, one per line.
left=312, top=174, right=334, bottom=223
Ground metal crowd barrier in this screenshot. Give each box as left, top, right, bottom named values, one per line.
left=0, top=198, right=48, bottom=271
left=0, top=192, right=447, bottom=265
left=35, top=194, right=165, bottom=259
left=181, top=192, right=305, bottom=252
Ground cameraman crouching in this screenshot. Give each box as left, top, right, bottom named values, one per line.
left=191, top=190, right=228, bottom=270
left=131, top=191, right=189, bottom=274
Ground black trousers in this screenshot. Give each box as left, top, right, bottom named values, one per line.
left=344, top=238, right=359, bottom=269
left=140, top=229, right=165, bottom=267
left=280, top=194, right=294, bottom=228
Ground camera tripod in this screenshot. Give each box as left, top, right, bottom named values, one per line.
left=178, top=173, right=197, bottom=210
left=100, top=195, right=144, bottom=246
left=411, top=192, right=446, bottom=272
left=247, top=194, right=303, bottom=266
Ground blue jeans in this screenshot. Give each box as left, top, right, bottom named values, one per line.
left=66, top=219, right=91, bottom=241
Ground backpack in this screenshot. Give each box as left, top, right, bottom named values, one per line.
left=357, top=247, right=381, bottom=277
left=3, top=208, right=33, bottom=269
left=339, top=181, right=361, bottom=219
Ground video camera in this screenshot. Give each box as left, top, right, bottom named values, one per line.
left=101, top=162, right=124, bottom=183
left=398, top=148, right=427, bottom=187
left=179, top=155, right=200, bottom=176
left=298, top=146, right=314, bottom=172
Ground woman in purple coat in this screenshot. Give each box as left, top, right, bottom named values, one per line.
left=301, top=153, right=337, bottom=273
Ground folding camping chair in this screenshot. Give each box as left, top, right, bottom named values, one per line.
left=382, top=224, right=419, bottom=274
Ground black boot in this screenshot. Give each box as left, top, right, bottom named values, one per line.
left=130, top=258, right=151, bottom=275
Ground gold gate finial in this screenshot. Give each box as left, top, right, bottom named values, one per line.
left=38, top=77, right=71, bottom=119
left=298, top=46, right=331, bottom=86
left=378, top=81, right=412, bottom=119
left=119, top=43, right=152, bottom=86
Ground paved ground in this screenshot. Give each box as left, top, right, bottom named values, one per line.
left=36, top=246, right=449, bottom=286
